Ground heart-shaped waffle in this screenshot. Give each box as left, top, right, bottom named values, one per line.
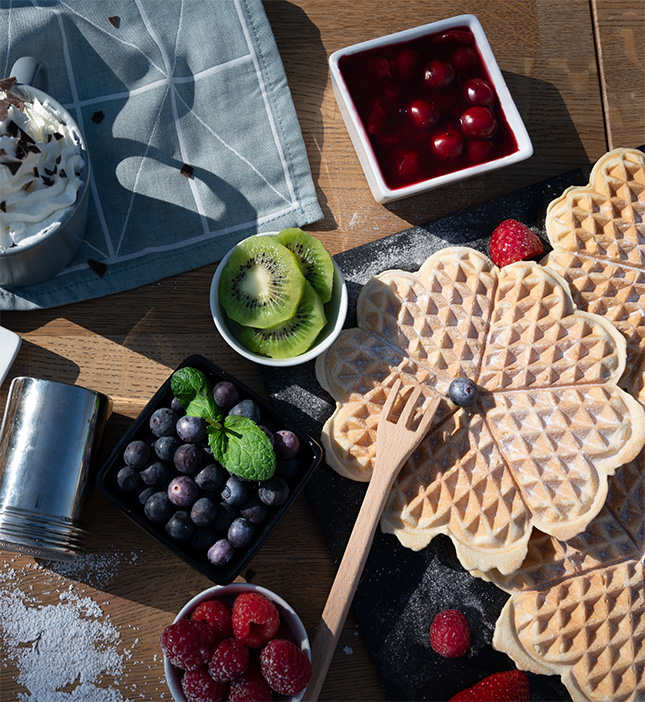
left=488, top=447, right=645, bottom=702
left=315, top=247, right=645, bottom=574
left=543, top=147, right=645, bottom=405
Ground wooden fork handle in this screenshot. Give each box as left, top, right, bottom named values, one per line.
left=304, top=462, right=397, bottom=701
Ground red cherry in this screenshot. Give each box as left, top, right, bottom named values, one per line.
left=433, top=29, right=474, bottom=45
left=463, top=78, right=495, bottom=106
left=466, top=139, right=494, bottom=164
left=394, top=49, right=421, bottom=81
left=431, top=127, right=463, bottom=161
left=396, top=149, right=423, bottom=181
left=407, top=99, right=439, bottom=129
left=368, top=99, right=386, bottom=135
left=460, top=106, right=497, bottom=138
left=373, top=57, right=391, bottom=78
left=452, top=46, right=478, bottom=73
left=424, top=60, right=455, bottom=88
left=380, top=79, right=401, bottom=108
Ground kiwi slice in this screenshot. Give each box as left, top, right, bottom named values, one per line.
left=238, top=281, right=327, bottom=359
left=275, top=228, right=334, bottom=303
left=219, top=236, right=305, bottom=329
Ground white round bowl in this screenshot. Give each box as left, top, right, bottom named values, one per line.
left=164, top=582, right=311, bottom=702
left=210, top=232, right=348, bottom=367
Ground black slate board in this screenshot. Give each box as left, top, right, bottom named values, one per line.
left=263, top=162, right=612, bottom=702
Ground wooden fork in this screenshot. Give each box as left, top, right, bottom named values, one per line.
left=304, top=378, right=440, bottom=701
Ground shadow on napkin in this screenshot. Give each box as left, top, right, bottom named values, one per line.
left=0, top=0, right=322, bottom=310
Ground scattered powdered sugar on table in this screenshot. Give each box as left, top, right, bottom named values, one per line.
left=0, top=549, right=158, bottom=702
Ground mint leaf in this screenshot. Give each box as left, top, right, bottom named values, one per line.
left=215, top=415, right=276, bottom=481
left=171, top=367, right=220, bottom=420
left=206, top=423, right=226, bottom=465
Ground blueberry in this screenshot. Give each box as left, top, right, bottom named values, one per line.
left=190, top=497, right=218, bottom=527
left=258, top=476, right=290, bottom=507
left=174, top=443, right=204, bottom=474
left=165, top=511, right=194, bottom=542
left=195, top=463, right=227, bottom=493
left=448, top=377, right=479, bottom=407
left=239, top=494, right=268, bottom=525
left=116, top=466, right=142, bottom=494
left=149, top=407, right=178, bottom=437
left=138, top=486, right=157, bottom=505
left=213, top=502, right=237, bottom=532
left=176, top=415, right=207, bottom=444
left=188, top=527, right=216, bottom=552
left=221, top=476, right=249, bottom=507
left=207, top=539, right=234, bottom=566
left=168, top=475, right=199, bottom=507
left=140, top=460, right=171, bottom=486
left=154, top=435, right=180, bottom=462
left=123, top=440, right=150, bottom=469
left=170, top=396, right=186, bottom=417
left=274, top=430, right=300, bottom=459
left=228, top=518, right=254, bottom=548
left=228, top=399, right=260, bottom=423
left=213, top=381, right=239, bottom=410
left=144, top=491, right=174, bottom=524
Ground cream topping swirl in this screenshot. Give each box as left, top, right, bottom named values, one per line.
left=0, top=94, right=85, bottom=249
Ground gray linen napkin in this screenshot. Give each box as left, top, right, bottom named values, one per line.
left=0, top=0, right=322, bottom=310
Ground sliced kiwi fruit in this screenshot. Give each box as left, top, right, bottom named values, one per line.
left=238, top=281, right=327, bottom=359
left=275, top=228, right=334, bottom=303
left=219, top=236, right=305, bottom=329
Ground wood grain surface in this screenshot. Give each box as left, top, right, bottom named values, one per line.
left=1, top=1, right=643, bottom=700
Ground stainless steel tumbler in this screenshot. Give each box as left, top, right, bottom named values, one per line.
left=0, top=377, right=110, bottom=561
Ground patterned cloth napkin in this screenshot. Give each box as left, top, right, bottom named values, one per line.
left=0, top=0, right=322, bottom=310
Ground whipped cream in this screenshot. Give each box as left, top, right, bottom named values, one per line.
left=0, top=89, right=85, bottom=249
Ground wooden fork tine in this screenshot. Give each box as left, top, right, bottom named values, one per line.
left=399, top=384, right=423, bottom=428
left=380, top=377, right=402, bottom=425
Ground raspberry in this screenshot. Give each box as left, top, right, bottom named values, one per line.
left=232, top=592, right=280, bottom=648
left=429, top=609, right=471, bottom=658
left=180, top=667, right=227, bottom=702
left=208, top=637, right=250, bottom=683
left=226, top=667, right=273, bottom=702
left=260, top=639, right=312, bottom=696
left=191, top=599, right=233, bottom=641
left=488, top=219, right=544, bottom=268
left=160, top=619, right=217, bottom=671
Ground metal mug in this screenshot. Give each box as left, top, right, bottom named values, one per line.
left=0, top=377, right=110, bottom=560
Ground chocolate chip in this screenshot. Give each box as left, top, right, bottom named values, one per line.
left=91, top=111, right=105, bottom=124
left=180, top=163, right=194, bottom=179
left=108, top=15, right=120, bottom=28
left=87, top=258, right=107, bottom=277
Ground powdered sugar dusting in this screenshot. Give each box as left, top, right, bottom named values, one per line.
left=0, top=550, right=164, bottom=701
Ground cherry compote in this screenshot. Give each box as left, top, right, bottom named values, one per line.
left=338, top=26, right=518, bottom=190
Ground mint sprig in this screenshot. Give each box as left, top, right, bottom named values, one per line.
left=170, top=367, right=276, bottom=481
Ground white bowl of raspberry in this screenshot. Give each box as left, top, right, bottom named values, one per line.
left=162, top=582, right=312, bottom=701
left=329, top=14, right=533, bottom=204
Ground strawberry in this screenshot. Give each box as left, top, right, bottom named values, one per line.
left=449, top=669, right=530, bottom=701
left=488, top=219, right=544, bottom=267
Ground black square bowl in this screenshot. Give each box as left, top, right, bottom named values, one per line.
left=96, top=355, right=323, bottom=584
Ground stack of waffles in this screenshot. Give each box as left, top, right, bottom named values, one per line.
left=315, top=147, right=645, bottom=701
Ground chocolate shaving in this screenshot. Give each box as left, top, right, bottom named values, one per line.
left=55, top=155, right=61, bottom=165
left=59, top=169, right=67, bottom=178
left=0, top=77, right=25, bottom=120
left=33, top=166, right=39, bottom=178
left=22, top=180, right=33, bottom=191
left=108, top=15, right=120, bottom=28
left=41, top=176, right=54, bottom=186
left=44, top=166, right=57, bottom=176
left=180, top=163, right=194, bottom=179
left=2, top=160, right=21, bottom=176
left=91, top=111, right=104, bottom=124
left=0, top=201, right=6, bottom=212
left=87, top=258, right=107, bottom=277
left=53, top=132, right=63, bottom=141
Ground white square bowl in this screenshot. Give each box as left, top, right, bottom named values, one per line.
left=329, top=14, right=533, bottom=204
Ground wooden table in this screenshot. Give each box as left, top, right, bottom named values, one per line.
left=1, top=1, right=643, bottom=699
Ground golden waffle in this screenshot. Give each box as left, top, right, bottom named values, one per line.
left=543, top=147, right=645, bottom=405
left=488, top=448, right=645, bottom=702
left=315, top=247, right=645, bottom=574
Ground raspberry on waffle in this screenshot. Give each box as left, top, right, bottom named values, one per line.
left=315, top=247, right=645, bottom=574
